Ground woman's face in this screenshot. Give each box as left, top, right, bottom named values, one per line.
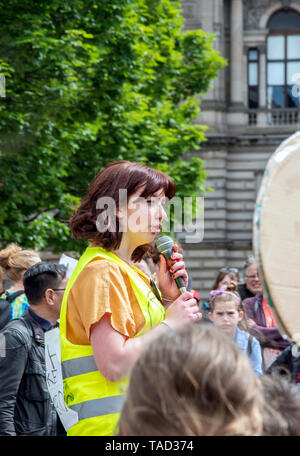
left=209, top=300, right=243, bottom=336
left=218, top=274, right=231, bottom=289
left=120, top=186, right=167, bottom=246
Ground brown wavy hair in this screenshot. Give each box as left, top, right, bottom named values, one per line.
left=118, top=323, right=263, bottom=436
left=261, top=374, right=300, bottom=436
left=70, top=161, right=175, bottom=259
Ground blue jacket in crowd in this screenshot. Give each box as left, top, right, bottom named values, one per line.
left=235, top=326, right=263, bottom=376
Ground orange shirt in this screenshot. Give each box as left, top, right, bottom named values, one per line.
left=262, top=297, right=276, bottom=328
left=66, top=257, right=151, bottom=345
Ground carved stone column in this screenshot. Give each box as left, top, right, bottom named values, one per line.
left=257, top=44, right=268, bottom=126
left=230, top=0, right=244, bottom=107
left=258, top=44, right=266, bottom=108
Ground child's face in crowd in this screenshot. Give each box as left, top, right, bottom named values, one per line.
left=209, top=300, right=243, bottom=336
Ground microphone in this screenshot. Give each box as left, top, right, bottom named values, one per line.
left=156, top=236, right=187, bottom=294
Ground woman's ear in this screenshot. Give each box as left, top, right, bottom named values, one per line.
left=208, top=311, right=213, bottom=322
left=238, top=310, right=244, bottom=322
left=116, top=208, right=123, bottom=219
left=116, top=203, right=127, bottom=220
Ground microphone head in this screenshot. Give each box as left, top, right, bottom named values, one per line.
left=156, top=236, right=174, bottom=254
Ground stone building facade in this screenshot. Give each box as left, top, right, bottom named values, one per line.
left=180, top=0, right=300, bottom=299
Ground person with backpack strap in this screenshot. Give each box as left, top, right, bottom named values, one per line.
left=0, top=243, right=41, bottom=326
left=0, top=262, right=68, bottom=436
left=208, top=281, right=263, bottom=376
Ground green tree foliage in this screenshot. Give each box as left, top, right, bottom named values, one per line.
left=0, top=0, right=226, bottom=252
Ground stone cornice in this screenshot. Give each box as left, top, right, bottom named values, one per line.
left=196, top=133, right=291, bottom=147
left=243, top=43, right=266, bottom=54
left=201, top=100, right=227, bottom=111
left=181, top=239, right=253, bottom=250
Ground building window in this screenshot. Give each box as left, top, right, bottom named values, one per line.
left=248, top=49, right=259, bottom=109
left=267, top=9, right=300, bottom=109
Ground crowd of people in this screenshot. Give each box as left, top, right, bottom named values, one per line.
left=0, top=160, right=299, bottom=437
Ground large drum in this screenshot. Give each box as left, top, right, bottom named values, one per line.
left=253, top=131, right=300, bottom=344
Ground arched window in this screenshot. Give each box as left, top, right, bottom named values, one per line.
left=267, top=9, right=300, bottom=109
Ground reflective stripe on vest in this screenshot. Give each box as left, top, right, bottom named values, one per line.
left=60, top=247, right=165, bottom=436
left=62, top=356, right=97, bottom=379
left=68, top=395, right=125, bottom=420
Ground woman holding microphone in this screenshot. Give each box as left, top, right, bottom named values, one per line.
left=59, top=160, right=201, bottom=436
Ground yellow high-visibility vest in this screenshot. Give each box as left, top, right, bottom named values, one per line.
left=60, top=247, right=165, bottom=436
